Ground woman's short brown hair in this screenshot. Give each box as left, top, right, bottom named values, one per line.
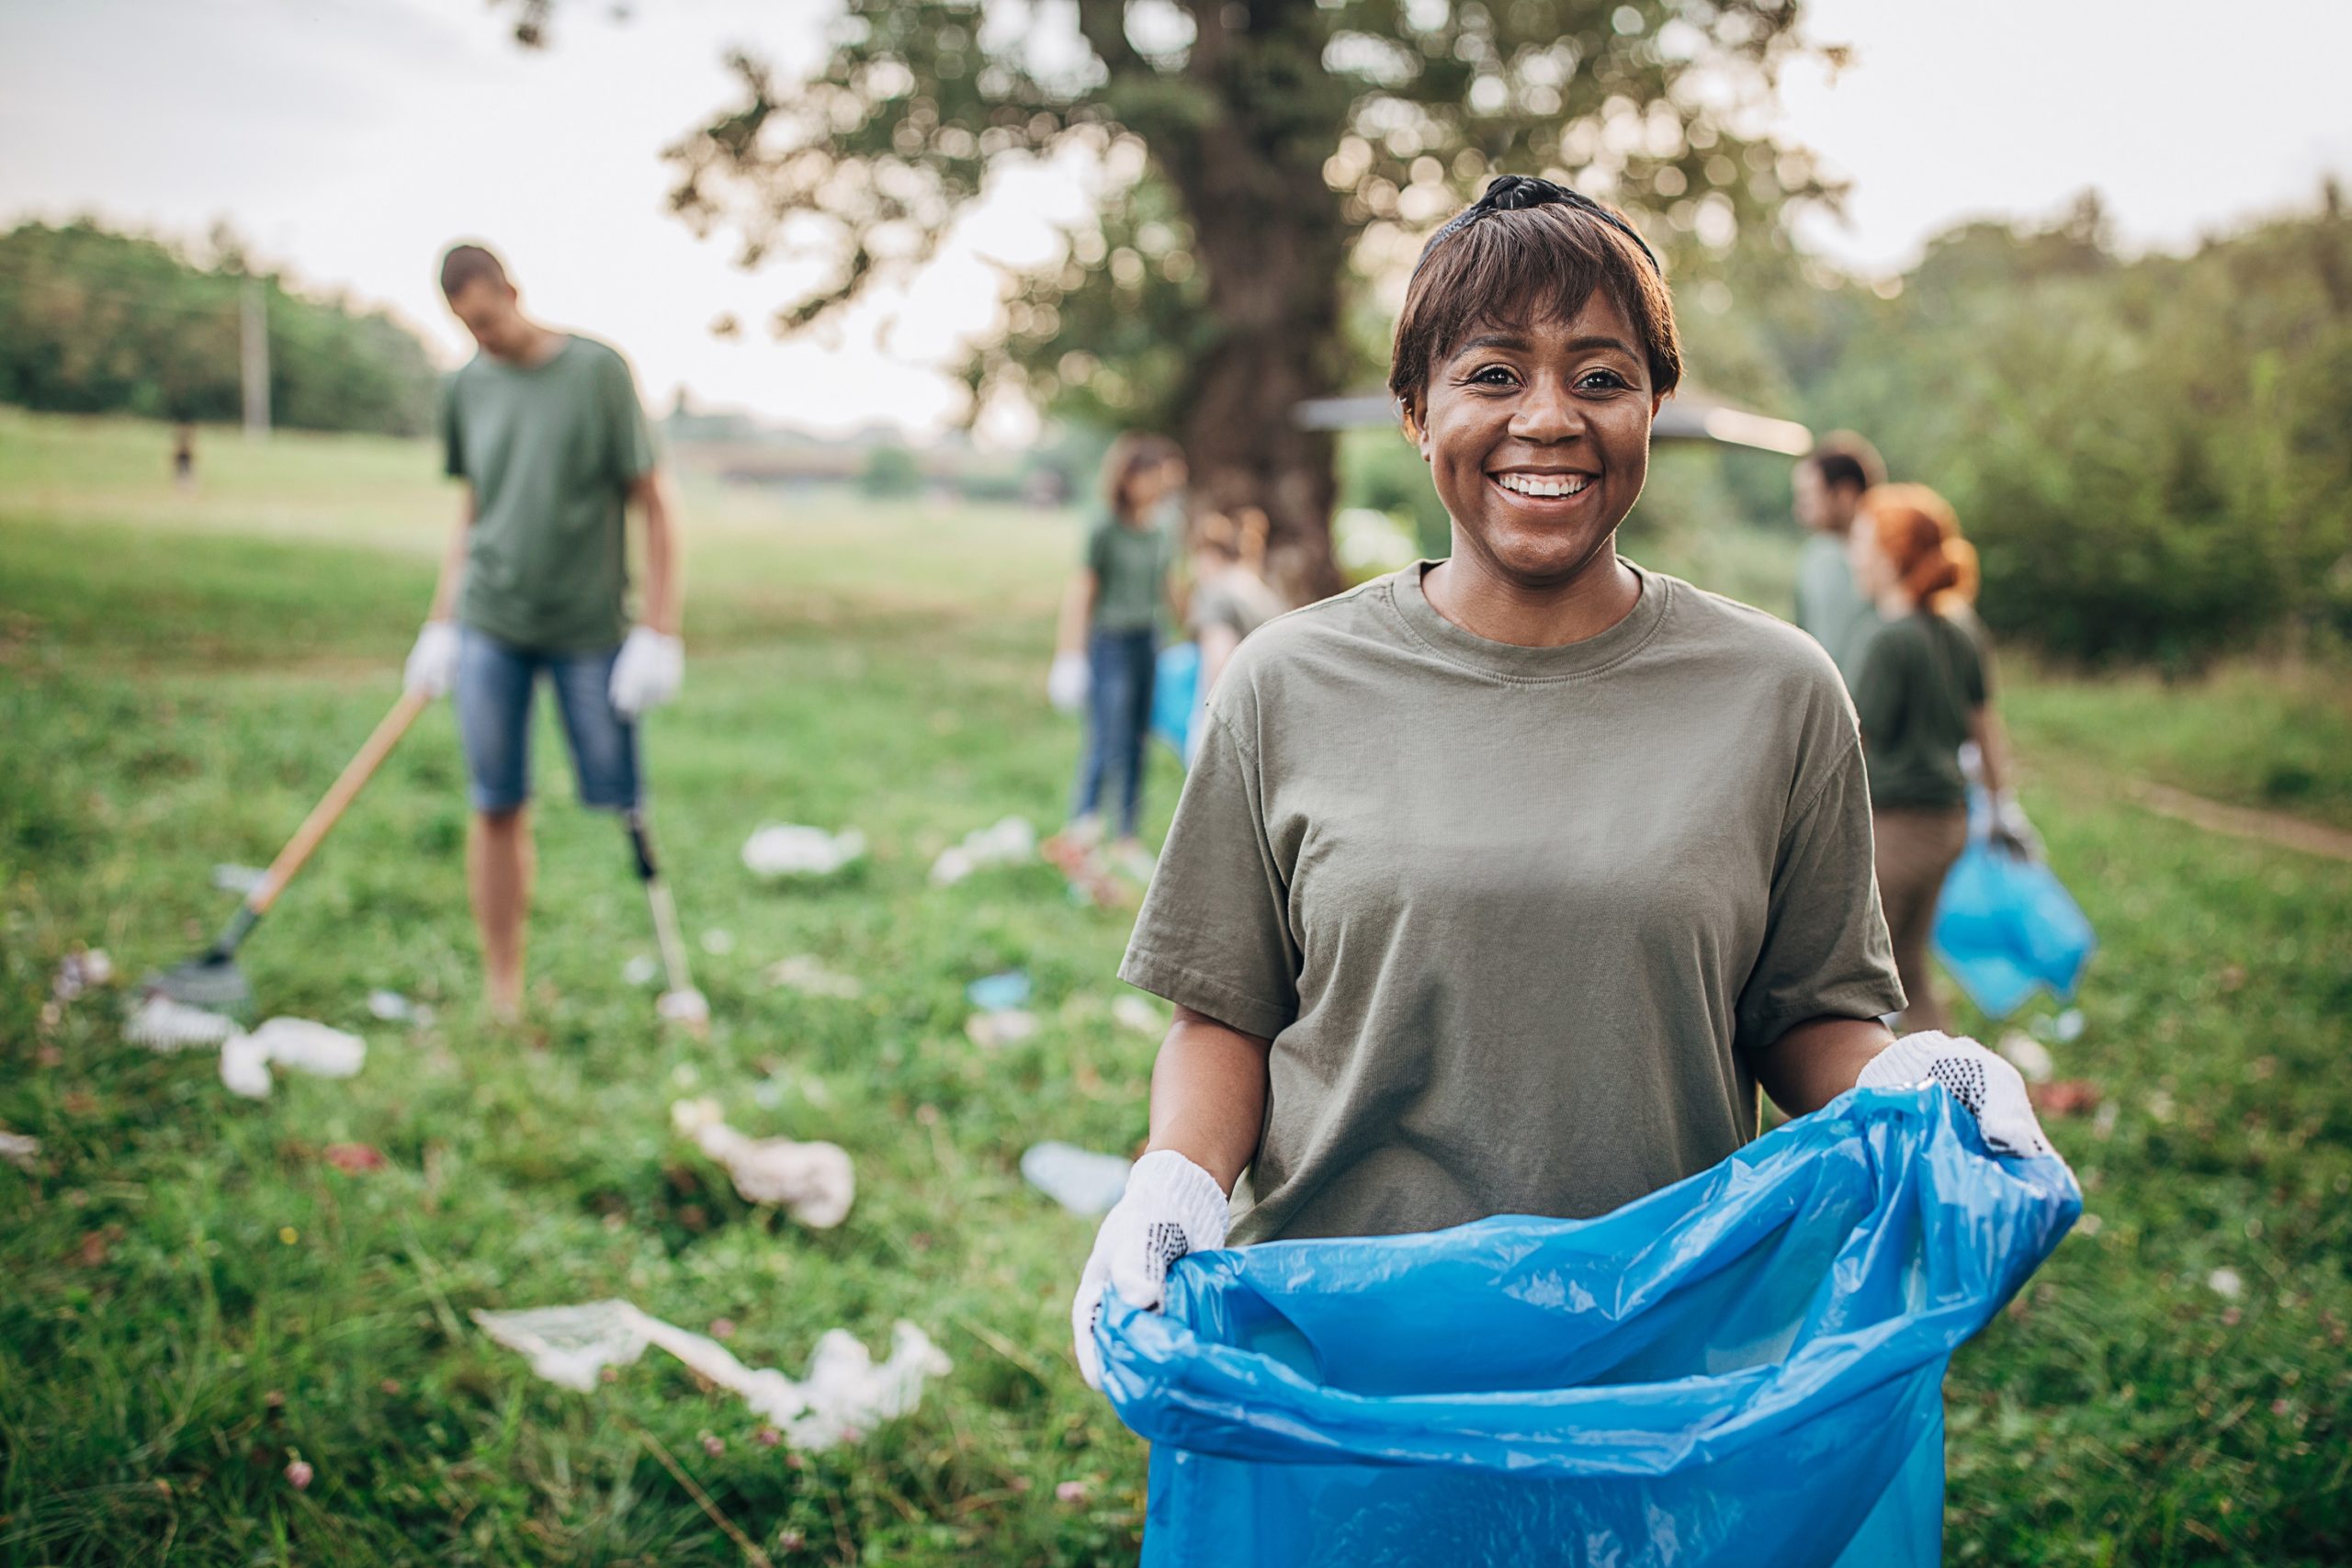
left=1388, top=194, right=1681, bottom=424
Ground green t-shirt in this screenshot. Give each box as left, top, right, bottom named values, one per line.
left=445, top=334, right=656, bottom=651
left=1119, top=561, right=1904, bottom=1245
left=1084, top=513, right=1170, bottom=634
left=1794, top=531, right=1874, bottom=686
left=1850, top=607, right=1990, bottom=811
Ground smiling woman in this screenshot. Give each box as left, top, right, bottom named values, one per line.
left=1069, top=176, right=2057, bottom=1409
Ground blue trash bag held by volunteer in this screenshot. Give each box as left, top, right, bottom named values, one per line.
left=1150, top=642, right=1200, bottom=761
left=1933, top=838, right=2096, bottom=1020
left=1098, top=1086, right=2079, bottom=1568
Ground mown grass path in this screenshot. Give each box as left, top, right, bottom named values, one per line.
left=3, top=412, right=2346, bottom=1565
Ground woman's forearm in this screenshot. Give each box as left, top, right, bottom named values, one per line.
left=1057, top=571, right=1097, bottom=657
left=1970, top=705, right=2007, bottom=795
left=1146, top=1005, right=1273, bottom=1194
left=1754, top=1014, right=1894, bottom=1119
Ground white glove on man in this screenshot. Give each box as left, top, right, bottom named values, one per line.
left=1047, top=650, right=1091, bottom=715
left=1989, top=789, right=2044, bottom=862
left=1857, top=1030, right=2055, bottom=1158
left=1071, top=1148, right=1229, bottom=1390
left=609, top=626, right=684, bottom=719
left=403, top=621, right=459, bottom=698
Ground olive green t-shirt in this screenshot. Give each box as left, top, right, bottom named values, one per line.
left=1794, top=531, right=1874, bottom=686
left=1084, top=513, right=1170, bottom=634
left=1850, top=607, right=1990, bottom=811
left=1119, top=561, right=1903, bottom=1246
left=445, top=334, right=656, bottom=652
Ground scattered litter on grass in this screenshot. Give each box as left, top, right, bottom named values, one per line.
left=2032, top=1079, right=2102, bottom=1116
left=1022, top=1142, right=1131, bottom=1215
left=966, top=1010, right=1039, bottom=1050
left=285, top=1460, right=313, bottom=1491
left=2208, top=1268, right=2244, bottom=1300
left=621, top=955, right=661, bottom=987
left=212, top=863, right=266, bottom=896
left=761, top=955, right=864, bottom=999
left=322, top=1143, right=386, bottom=1174
left=1111, top=995, right=1163, bottom=1035
left=2052, top=1008, right=2086, bottom=1043
left=128, top=995, right=239, bottom=1052
left=741, top=824, right=867, bottom=879
left=1997, top=1031, right=2055, bottom=1084
left=2092, top=1100, right=2120, bottom=1138
left=2075, top=1213, right=2103, bottom=1237
left=929, top=816, right=1036, bottom=886
left=700, top=929, right=736, bottom=956
left=0, top=1131, right=38, bottom=1172
left=966, top=971, right=1032, bottom=1012
left=671, top=1099, right=854, bottom=1227
left=658, top=988, right=712, bottom=1029
left=366, top=989, right=432, bottom=1026
left=220, top=1019, right=367, bottom=1101
left=472, top=1300, right=950, bottom=1449
left=53, top=949, right=113, bottom=1002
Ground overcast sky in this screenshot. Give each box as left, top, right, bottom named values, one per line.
left=3, top=0, right=2346, bottom=437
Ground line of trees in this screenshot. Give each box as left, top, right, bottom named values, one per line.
left=0, top=220, right=440, bottom=437
left=1692, top=186, right=2352, bottom=666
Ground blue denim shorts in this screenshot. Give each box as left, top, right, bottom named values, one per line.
left=455, top=627, right=639, bottom=813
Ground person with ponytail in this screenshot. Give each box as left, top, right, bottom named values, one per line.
left=1847, top=483, right=2028, bottom=1032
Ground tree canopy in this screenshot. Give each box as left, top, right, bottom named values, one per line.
left=512, top=0, right=1836, bottom=590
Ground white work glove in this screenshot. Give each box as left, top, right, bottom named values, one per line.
left=1047, top=650, right=1090, bottom=715
left=1071, top=1149, right=1228, bottom=1390
left=1989, top=789, right=2044, bottom=862
left=609, top=626, right=684, bottom=719
left=403, top=621, right=459, bottom=698
left=1858, top=1030, right=2055, bottom=1159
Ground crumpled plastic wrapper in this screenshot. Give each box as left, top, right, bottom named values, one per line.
left=53, top=949, right=114, bottom=1002
left=671, top=1098, right=854, bottom=1227
left=929, top=816, right=1037, bottom=886
left=472, top=1300, right=950, bottom=1450
left=220, top=1018, right=367, bottom=1100
left=0, top=1130, right=39, bottom=1172
left=741, top=824, right=867, bottom=879
left=127, top=995, right=241, bottom=1052
left=657, top=988, right=712, bottom=1029
left=760, top=955, right=864, bottom=999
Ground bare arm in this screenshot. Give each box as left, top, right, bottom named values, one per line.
left=1968, top=705, right=2007, bottom=796
left=630, top=469, right=683, bottom=637
left=1753, top=1014, right=1894, bottom=1119
left=1145, top=1004, right=1272, bottom=1193
left=426, top=487, right=475, bottom=621
left=1197, top=623, right=1241, bottom=694
left=1056, top=570, right=1099, bottom=658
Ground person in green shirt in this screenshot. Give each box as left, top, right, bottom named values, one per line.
left=400, top=243, right=685, bottom=1023
left=1792, top=432, right=1885, bottom=685
left=1046, top=432, right=1184, bottom=868
left=1847, top=483, right=2031, bottom=1033
left=1065, top=176, right=2058, bottom=1389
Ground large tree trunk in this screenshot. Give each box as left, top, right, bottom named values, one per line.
left=1156, top=17, right=1351, bottom=604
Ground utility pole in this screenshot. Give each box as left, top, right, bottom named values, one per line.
left=240, top=276, right=270, bottom=439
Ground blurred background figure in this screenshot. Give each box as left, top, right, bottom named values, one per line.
left=1180, top=506, right=1283, bottom=764
left=1847, top=483, right=2027, bottom=1032
left=1048, top=432, right=1183, bottom=873
left=170, top=422, right=196, bottom=491
left=1792, top=433, right=1887, bottom=686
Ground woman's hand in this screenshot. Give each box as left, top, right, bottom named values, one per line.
left=1070, top=1149, right=1229, bottom=1389
left=1857, top=1030, right=2055, bottom=1157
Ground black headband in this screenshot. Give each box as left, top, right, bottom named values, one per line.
left=1410, top=174, right=1661, bottom=279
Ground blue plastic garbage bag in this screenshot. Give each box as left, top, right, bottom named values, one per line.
left=1933, top=840, right=2097, bottom=1019
left=1099, top=1087, right=2079, bottom=1568
left=1150, top=642, right=1200, bottom=761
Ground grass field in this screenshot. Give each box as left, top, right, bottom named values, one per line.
left=3, top=409, right=2347, bottom=1565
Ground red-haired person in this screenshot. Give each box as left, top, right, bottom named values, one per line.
left=1846, top=485, right=2030, bottom=1032
left=1069, top=178, right=2056, bottom=1388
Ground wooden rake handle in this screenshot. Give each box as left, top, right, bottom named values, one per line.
left=248, top=689, right=433, bottom=915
